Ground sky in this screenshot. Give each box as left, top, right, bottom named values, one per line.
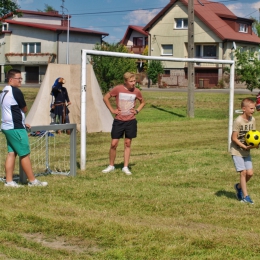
left=16, top=0, right=260, bottom=43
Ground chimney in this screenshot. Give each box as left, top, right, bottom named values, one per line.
left=61, top=18, right=70, bottom=27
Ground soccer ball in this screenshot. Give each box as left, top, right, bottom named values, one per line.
left=245, top=130, right=260, bottom=147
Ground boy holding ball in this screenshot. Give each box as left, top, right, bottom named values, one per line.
left=230, top=98, right=257, bottom=204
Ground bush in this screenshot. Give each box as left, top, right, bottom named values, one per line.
left=91, top=43, right=137, bottom=93
left=147, top=60, right=164, bottom=84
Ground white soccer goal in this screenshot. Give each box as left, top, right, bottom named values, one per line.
left=80, top=49, right=235, bottom=170
left=0, top=123, right=77, bottom=184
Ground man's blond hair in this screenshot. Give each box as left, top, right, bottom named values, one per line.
left=123, top=72, right=135, bottom=82
left=241, top=98, right=255, bottom=108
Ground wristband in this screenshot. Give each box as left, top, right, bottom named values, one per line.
left=135, top=109, right=139, bottom=114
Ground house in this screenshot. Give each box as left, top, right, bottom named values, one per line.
left=120, top=25, right=149, bottom=77
left=142, top=0, right=260, bottom=88
left=0, top=10, right=108, bottom=83
left=121, top=25, right=148, bottom=55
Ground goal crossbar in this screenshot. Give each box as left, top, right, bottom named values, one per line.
left=81, top=49, right=235, bottom=170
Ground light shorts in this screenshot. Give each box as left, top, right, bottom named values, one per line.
left=2, top=129, right=30, bottom=157
left=232, top=155, right=252, bottom=172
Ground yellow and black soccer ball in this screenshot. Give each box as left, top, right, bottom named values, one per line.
left=245, top=130, right=260, bottom=147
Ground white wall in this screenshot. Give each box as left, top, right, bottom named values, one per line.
left=58, top=32, right=102, bottom=64
left=127, top=31, right=146, bottom=46
left=10, top=13, right=61, bottom=25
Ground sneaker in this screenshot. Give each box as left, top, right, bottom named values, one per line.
left=28, top=179, right=48, bottom=187
left=234, top=183, right=243, bottom=201
left=102, top=165, right=115, bottom=173
left=122, top=167, right=132, bottom=175
left=4, top=181, right=22, bottom=187
left=242, top=195, right=254, bottom=204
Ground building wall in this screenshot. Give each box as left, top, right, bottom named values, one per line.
left=126, top=31, right=146, bottom=46
left=0, top=25, right=102, bottom=82
left=58, top=32, right=102, bottom=64
left=223, top=41, right=259, bottom=62
left=10, top=13, right=62, bottom=25
left=6, top=24, right=57, bottom=54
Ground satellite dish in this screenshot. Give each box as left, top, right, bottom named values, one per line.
left=232, top=42, right=236, bottom=50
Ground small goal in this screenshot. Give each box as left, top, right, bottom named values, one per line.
left=0, top=123, right=77, bottom=184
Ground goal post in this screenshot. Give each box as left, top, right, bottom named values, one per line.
left=81, top=49, right=235, bottom=170
left=19, top=123, right=77, bottom=183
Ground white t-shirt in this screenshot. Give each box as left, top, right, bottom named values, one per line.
left=0, top=85, right=26, bottom=130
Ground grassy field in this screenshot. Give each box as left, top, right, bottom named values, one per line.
left=1, top=88, right=260, bottom=259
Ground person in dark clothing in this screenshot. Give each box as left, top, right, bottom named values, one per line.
left=50, top=77, right=71, bottom=134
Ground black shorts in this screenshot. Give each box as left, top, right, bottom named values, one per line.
left=111, top=119, right=137, bottom=139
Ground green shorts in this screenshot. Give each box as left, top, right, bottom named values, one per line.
left=2, top=129, right=30, bottom=157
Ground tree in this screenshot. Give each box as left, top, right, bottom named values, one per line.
left=91, top=43, right=137, bottom=93
left=141, top=45, right=148, bottom=72
left=147, top=60, right=164, bottom=84
left=235, top=48, right=260, bottom=91
left=251, top=18, right=260, bottom=37
left=37, top=4, right=56, bottom=12
left=0, top=0, right=21, bottom=18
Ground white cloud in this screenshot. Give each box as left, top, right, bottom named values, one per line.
left=106, top=35, right=121, bottom=43
left=226, top=3, right=244, bottom=16
left=84, top=26, right=104, bottom=32
left=226, top=2, right=259, bottom=19
left=124, top=9, right=159, bottom=25
left=251, top=1, right=260, bottom=9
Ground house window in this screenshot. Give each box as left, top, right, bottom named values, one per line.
left=161, top=44, right=173, bottom=55
left=195, top=44, right=217, bottom=58
left=175, top=18, right=188, bottom=29
left=2, top=23, right=8, bottom=31
left=23, top=42, right=41, bottom=54
left=164, top=70, right=170, bottom=75
left=239, top=24, right=248, bottom=33
left=133, top=37, right=143, bottom=46
left=22, top=42, right=41, bottom=61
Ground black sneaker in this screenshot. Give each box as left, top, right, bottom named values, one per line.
left=234, top=183, right=243, bottom=201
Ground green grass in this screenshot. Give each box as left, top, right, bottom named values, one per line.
left=1, top=88, right=260, bottom=259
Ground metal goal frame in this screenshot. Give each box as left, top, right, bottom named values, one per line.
left=80, top=50, right=235, bottom=170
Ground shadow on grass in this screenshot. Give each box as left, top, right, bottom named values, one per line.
left=215, top=190, right=237, bottom=200
left=114, top=163, right=136, bottom=170
left=151, top=105, right=185, bottom=117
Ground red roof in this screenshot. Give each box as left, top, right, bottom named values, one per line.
left=5, top=20, right=108, bottom=36
left=143, top=0, right=260, bottom=44
left=1, top=9, right=65, bottom=20
left=121, top=25, right=148, bottom=45
left=1, top=9, right=108, bottom=36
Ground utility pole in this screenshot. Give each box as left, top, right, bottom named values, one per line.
left=61, top=0, right=70, bottom=64
left=187, top=0, right=195, bottom=118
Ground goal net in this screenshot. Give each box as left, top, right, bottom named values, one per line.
left=0, top=123, right=77, bottom=183
left=80, top=49, right=235, bottom=170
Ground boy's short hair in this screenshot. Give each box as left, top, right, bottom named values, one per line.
left=123, top=72, right=135, bottom=81
left=241, top=98, right=255, bottom=108
left=7, top=69, right=21, bottom=80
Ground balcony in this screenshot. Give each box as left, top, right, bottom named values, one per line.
left=125, top=45, right=146, bottom=54
left=5, top=53, right=57, bottom=64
